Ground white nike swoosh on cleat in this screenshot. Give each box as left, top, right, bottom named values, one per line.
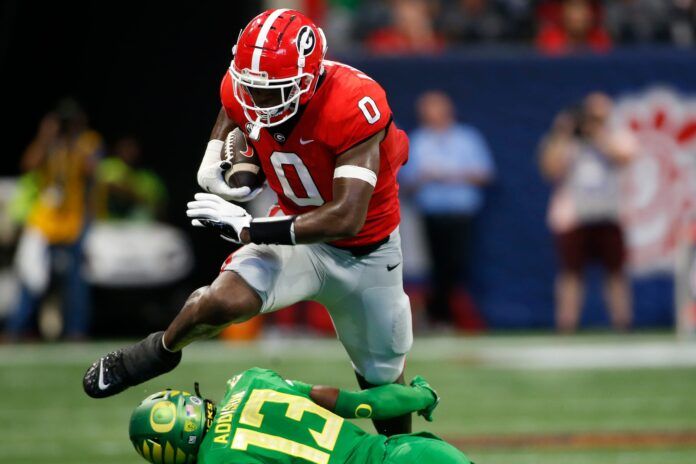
left=299, top=138, right=314, bottom=145
left=98, top=359, right=111, bottom=390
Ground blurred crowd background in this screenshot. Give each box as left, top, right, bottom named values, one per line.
left=320, top=0, right=696, bottom=53
left=1, top=0, right=696, bottom=342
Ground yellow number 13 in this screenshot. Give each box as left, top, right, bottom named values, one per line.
left=231, top=389, right=344, bottom=464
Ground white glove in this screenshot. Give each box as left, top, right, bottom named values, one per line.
left=187, top=193, right=252, bottom=244
left=229, top=183, right=264, bottom=203
left=197, top=139, right=260, bottom=202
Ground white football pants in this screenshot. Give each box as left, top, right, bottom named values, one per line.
left=223, top=227, right=412, bottom=385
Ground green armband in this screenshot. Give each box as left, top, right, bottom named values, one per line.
left=335, top=383, right=434, bottom=420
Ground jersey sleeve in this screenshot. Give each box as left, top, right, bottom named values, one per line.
left=322, top=77, right=393, bottom=155
left=220, top=71, right=244, bottom=125
left=397, top=130, right=424, bottom=187
left=334, top=383, right=435, bottom=420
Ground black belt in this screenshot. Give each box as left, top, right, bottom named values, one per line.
left=329, top=235, right=390, bottom=257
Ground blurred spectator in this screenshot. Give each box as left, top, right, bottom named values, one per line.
left=605, top=0, right=671, bottom=44
left=336, top=0, right=694, bottom=49
left=539, top=92, right=636, bottom=333
left=496, top=0, right=536, bottom=40
left=535, top=0, right=611, bottom=54
left=606, top=1, right=696, bottom=47
left=670, top=0, right=696, bottom=47
left=96, top=136, right=167, bottom=221
left=400, top=91, right=494, bottom=326
left=3, top=99, right=102, bottom=341
left=322, top=0, right=364, bottom=53
left=438, top=0, right=507, bottom=43
left=364, top=0, right=445, bottom=54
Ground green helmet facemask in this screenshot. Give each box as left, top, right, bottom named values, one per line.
left=129, top=389, right=215, bottom=464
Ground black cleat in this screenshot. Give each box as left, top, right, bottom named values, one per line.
left=83, top=350, right=131, bottom=398
left=83, top=331, right=182, bottom=399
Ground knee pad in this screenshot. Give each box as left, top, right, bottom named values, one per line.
left=356, top=356, right=406, bottom=385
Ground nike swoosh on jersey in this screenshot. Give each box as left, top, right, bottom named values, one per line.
left=387, top=263, right=401, bottom=272
left=299, top=138, right=314, bottom=145
left=98, top=359, right=111, bottom=390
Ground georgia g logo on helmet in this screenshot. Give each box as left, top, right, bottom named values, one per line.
left=230, top=9, right=327, bottom=138
left=296, top=25, right=316, bottom=57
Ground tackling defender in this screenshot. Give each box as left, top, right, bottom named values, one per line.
left=84, top=9, right=413, bottom=435
left=129, top=368, right=471, bottom=464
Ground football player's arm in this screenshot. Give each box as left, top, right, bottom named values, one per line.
left=198, top=107, right=236, bottom=176
left=190, top=129, right=383, bottom=245
left=240, top=129, right=384, bottom=244
left=209, top=106, right=238, bottom=140
left=289, top=376, right=439, bottom=421
left=198, top=108, right=259, bottom=201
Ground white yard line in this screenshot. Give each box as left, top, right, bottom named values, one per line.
left=476, top=342, right=696, bottom=369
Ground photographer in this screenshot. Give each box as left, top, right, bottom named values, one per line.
left=3, top=98, right=103, bottom=341
left=539, top=92, right=636, bottom=333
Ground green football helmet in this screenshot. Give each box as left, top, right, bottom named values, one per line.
left=129, top=389, right=215, bottom=464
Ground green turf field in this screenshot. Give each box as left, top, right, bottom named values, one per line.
left=2, top=334, right=695, bottom=464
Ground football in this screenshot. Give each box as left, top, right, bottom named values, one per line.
left=222, top=127, right=265, bottom=191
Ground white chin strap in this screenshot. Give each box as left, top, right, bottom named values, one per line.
left=248, top=122, right=261, bottom=141
left=244, top=93, right=300, bottom=140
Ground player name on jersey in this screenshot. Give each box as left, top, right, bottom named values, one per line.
left=198, top=368, right=383, bottom=464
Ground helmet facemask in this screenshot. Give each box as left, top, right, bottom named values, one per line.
left=229, top=11, right=327, bottom=140
left=230, top=66, right=314, bottom=137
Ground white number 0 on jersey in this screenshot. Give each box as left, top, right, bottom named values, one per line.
left=270, top=97, right=380, bottom=206
left=270, top=152, right=324, bottom=207
left=358, top=96, right=381, bottom=124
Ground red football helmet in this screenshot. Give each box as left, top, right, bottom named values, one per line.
left=230, top=9, right=327, bottom=137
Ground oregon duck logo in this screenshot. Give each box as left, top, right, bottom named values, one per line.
left=150, top=401, right=177, bottom=433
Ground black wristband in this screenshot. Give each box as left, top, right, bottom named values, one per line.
left=249, top=216, right=296, bottom=245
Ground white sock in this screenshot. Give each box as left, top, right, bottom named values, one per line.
left=161, top=335, right=175, bottom=353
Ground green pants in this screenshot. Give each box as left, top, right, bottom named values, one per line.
left=383, top=432, right=471, bottom=464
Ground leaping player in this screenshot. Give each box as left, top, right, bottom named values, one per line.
left=84, top=9, right=412, bottom=436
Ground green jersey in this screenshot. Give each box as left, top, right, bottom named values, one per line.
left=198, top=368, right=387, bottom=464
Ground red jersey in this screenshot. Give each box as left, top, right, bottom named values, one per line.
left=220, top=60, right=409, bottom=247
